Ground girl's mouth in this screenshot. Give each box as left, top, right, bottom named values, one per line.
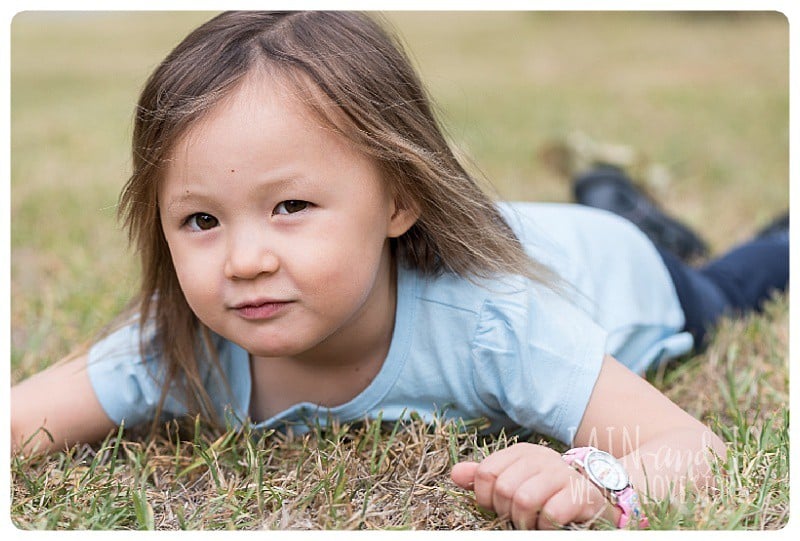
left=232, top=299, right=292, bottom=320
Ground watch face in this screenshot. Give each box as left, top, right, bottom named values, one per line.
left=584, top=451, right=629, bottom=491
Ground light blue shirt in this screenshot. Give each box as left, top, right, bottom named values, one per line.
left=88, top=203, right=692, bottom=445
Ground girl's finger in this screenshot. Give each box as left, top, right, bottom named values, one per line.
left=490, top=456, right=543, bottom=520
left=508, top=471, right=565, bottom=530
left=450, top=461, right=479, bottom=490
left=471, top=443, right=555, bottom=513
left=470, top=446, right=531, bottom=510
left=537, top=481, right=606, bottom=530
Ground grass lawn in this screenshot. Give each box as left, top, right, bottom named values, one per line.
left=9, top=11, right=789, bottom=529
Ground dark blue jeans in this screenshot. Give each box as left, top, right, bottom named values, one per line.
left=656, top=231, right=789, bottom=347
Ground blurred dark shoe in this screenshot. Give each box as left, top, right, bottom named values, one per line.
left=573, top=165, right=710, bottom=262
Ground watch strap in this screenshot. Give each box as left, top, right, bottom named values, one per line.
left=614, top=486, right=649, bottom=528
left=562, top=446, right=593, bottom=465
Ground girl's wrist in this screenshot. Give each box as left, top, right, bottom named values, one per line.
left=563, top=446, right=648, bottom=529
left=599, top=498, right=624, bottom=528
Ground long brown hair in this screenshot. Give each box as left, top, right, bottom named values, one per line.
left=117, top=11, right=556, bottom=428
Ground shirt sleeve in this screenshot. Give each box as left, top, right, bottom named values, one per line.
left=86, top=320, right=188, bottom=428
left=470, top=279, right=607, bottom=445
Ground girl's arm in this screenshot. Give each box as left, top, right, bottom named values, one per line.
left=451, top=354, right=726, bottom=529
left=11, top=353, right=118, bottom=456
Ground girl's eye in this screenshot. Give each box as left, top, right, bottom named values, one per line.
left=274, top=200, right=309, bottom=215
left=186, top=213, right=219, bottom=231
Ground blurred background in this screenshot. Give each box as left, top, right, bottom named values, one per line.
left=10, top=11, right=789, bottom=381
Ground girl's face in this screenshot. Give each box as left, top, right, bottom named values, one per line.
left=159, top=74, right=416, bottom=363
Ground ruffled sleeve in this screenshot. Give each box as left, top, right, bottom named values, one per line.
left=86, top=320, right=188, bottom=428
left=86, top=319, right=252, bottom=430
left=471, top=279, right=607, bottom=445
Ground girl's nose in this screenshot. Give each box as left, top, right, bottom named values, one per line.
left=223, top=229, right=280, bottom=280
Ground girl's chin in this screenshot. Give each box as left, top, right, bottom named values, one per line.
left=206, top=324, right=310, bottom=359
left=240, top=340, right=310, bottom=360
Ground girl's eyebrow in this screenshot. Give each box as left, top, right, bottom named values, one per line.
left=162, top=188, right=218, bottom=211
left=163, top=175, right=308, bottom=210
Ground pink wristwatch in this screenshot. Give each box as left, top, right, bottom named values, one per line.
left=562, top=447, right=649, bottom=529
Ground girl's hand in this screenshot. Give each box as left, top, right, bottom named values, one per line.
left=451, top=442, right=616, bottom=529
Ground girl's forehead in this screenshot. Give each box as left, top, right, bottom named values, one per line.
left=174, top=68, right=341, bottom=154
left=160, top=68, right=368, bottom=190
left=208, top=73, right=307, bottom=128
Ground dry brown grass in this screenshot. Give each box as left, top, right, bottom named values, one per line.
left=12, top=292, right=788, bottom=529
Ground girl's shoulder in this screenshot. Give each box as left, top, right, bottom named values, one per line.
left=498, top=201, right=648, bottom=248
left=85, top=319, right=250, bottom=429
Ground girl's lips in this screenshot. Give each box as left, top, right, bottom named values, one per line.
left=233, top=300, right=292, bottom=320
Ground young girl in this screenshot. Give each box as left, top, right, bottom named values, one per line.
left=11, top=11, right=788, bottom=530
